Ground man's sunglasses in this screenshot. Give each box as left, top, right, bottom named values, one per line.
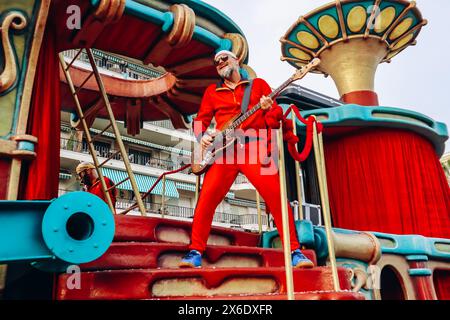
left=214, top=55, right=229, bottom=66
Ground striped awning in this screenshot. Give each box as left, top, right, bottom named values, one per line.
left=101, top=168, right=179, bottom=198
left=59, top=172, right=72, bottom=180
left=176, top=182, right=234, bottom=199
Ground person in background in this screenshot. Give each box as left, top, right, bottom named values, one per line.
left=76, top=162, right=117, bottom=213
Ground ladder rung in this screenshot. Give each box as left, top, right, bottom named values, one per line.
left=74, top=71, right=95, bottom=95
left=65, top=48, right=84, bottom=71
left=107, top=177, right=130, bottom=192
left=88, top=124, right=112, bottom=143
left=98, top=150, right=121, bottom=167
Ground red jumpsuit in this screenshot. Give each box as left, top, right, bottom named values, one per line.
left=190, top=78, right=300, bottom=253
left=87, top=177, right=117, bottom=212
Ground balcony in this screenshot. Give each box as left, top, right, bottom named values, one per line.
left=115, top=199, right=268, bottom=230
left=60, top=137, right=190, bottom=174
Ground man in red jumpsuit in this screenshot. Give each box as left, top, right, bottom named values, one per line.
left=76, top=162, right=117, bottom=213
left=180, top=50, right=313, bottom=268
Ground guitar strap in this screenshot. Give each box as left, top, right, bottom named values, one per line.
left=241, top=80, right=254, bottom=113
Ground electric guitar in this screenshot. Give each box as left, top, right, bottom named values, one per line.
left=191, top=58, right=321, bottom=175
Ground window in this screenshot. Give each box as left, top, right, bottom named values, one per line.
left=128, top=148, right=152, bottom=166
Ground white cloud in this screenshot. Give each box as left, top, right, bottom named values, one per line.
left=204, top=0, right=450, bottom=153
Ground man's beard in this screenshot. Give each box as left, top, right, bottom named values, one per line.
left=82, top=174, right=93, bottom=187
left=219, top=65, right=238, bottom=79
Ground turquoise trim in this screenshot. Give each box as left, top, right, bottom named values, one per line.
left=286, top=104, right=448, bottom=156
left=409, top=268, right=432, bottom=277
left=406, top=255, right=429, bottom=262
left=101, top=167, right=179, bottom=198
left=121, top=0, right=243, bottom=56
left=42, top=192, right=115, bottom=265
left=261, top=223, right=450, bottom=263
left=17, top=141, right=35, bottom=152
left=0, top=192, right=114, bottom=267
left=371, top=232, right=450, bottom=261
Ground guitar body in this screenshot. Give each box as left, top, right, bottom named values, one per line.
left=190, top=114, right=240, bottom=175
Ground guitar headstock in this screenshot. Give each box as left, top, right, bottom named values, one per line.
left=291, top=58, right=321, bottom=82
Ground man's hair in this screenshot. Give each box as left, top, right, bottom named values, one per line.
left=214, top=50, right=237, bottom=60
left=76, top=162, right=95, bottom=175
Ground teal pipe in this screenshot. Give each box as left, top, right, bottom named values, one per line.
left=0, top=192, right=115, bottom=271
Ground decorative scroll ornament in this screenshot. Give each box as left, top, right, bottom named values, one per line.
left=93, top=0, right=126, bottom=24
left=0, top=11, right=28, bottom=94
left=224, top=33, right=248, bottom=65
left=168, top=4, right=195, bottom=48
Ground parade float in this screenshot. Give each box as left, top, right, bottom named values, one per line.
left=0, top=0, right=448, bottom=300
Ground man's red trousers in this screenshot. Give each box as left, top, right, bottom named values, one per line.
left=189, top=140, right=300, bottom=253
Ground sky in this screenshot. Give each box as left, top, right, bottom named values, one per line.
left=204, top=0, right=450, bottom=153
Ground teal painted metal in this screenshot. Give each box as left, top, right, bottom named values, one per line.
left=0, top=192, right=114, bottom=268
left=261, top=220, right=316, bottom=249
left=17, top=141, right=35, bottom=152
left=406, top=255, right=429, bottom=262
left=409, top=268, right=433, bottom=277
left=371, top=232, right=450, bottom=261
left=261, top=223, right=450, bottom=263
left=119, top=0, right=238, bottom=55
left=285, top=104, right=448, bottom=156
left=101, top=168, right=179, bottom=198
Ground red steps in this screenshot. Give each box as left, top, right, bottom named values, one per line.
left=80, top=242, right=318, bottom=271
left=56, top=267, right=353, bottom=300
left=55, top=215, right=364, bottom=300
left=114, top=215, right=260, bottom=247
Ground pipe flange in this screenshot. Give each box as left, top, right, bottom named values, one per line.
left=41, top=192, right=115, bottom=265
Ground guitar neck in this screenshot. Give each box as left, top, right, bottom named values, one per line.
left=229, top=77, right=293, bottom=130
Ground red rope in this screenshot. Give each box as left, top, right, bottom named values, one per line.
left=265, top=104, right=322, bottom=162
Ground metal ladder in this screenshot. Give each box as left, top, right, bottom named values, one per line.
left=58, top=48, right=147, bottom=216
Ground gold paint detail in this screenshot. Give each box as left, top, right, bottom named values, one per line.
left=0, top=11, right=28, bottom=94
left=168, top=4, right=195, bottom=48
left=333, top=231, right=382, bottom=264
left=347, top=6, right=367, bottom=33
left=374, top=7, right=396, bottom=33
left=289, top=47, right=312, bottom=61
left=318, top=15, right=339, bottom=39
left=94, top=0, right=126, bottom=23
left=389, top=17, right=413, bottom=40
left=151, top=277, right=278, bottom=297
left=296, top=31, right=320, bottom=49
left=318, top=38, right=388, bottom=96
left=224, top=33, right=249, bottom=65
left=391, top=32, right=414, bottom=50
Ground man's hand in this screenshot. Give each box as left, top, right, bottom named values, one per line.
left=201, top=134, right=214, bottom=150
left=260, top=95, right=273, bottom=110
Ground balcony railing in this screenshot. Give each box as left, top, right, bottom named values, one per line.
left=62, top=49, right=163, bottom=80
left=116, top=199, right=268, bottom=228
left=60, top=137, right=190, bottom=174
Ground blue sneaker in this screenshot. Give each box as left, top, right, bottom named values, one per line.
left=291, top=249, right=314, bottom=268
left=179, top=250, right=202, bottom=268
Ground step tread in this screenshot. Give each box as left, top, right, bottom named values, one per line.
left=114, top=215, right=261, bottom=247
left=57, top=267, right=352, bottom=300
left=81, top=242, right=317, bottom=271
